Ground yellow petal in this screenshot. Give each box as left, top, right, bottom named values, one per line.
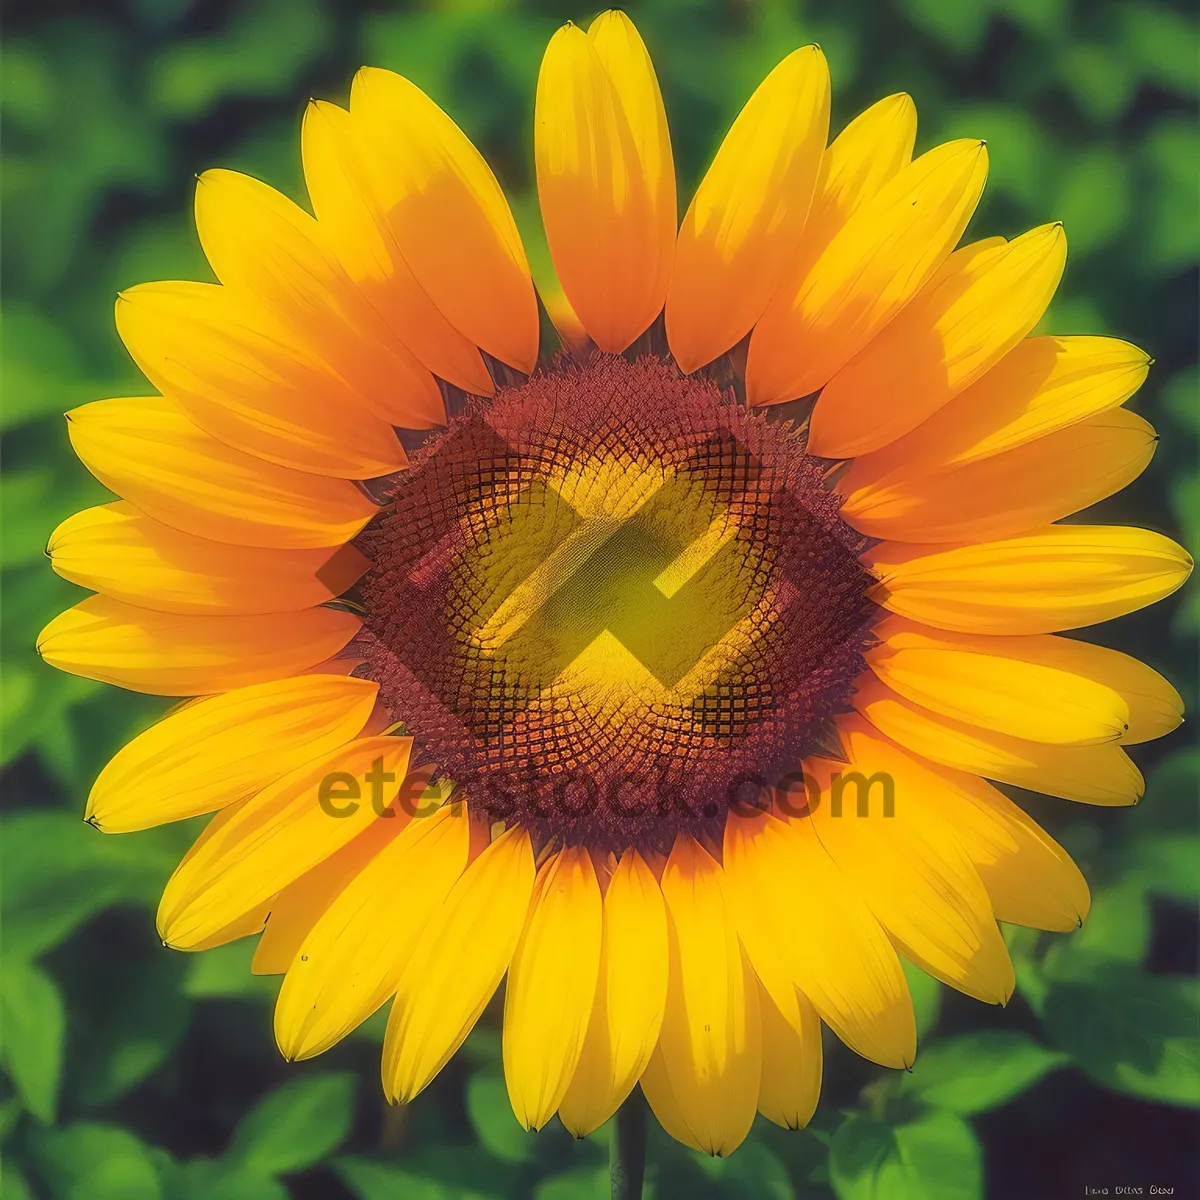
left=86, top=673, right=377, bottom=832
left=654, top=834, right=760, bottom=1157
left=639, top=1042, right=706, bottom=1153
left=504, top=846, right=603, bottom=1131
left=189, top=901, right=273, bottom=952
left=383, top=824, right=535, bottom=1103
left=810, top=223, right=1067, bottom=456
left=67, top=397, right=377, bottom=550
left=160, top=803, right=278, bottom=951
left=193, top=169, right=444, bottom=429
left=811, top=720, right=1014, bottom=1004
left=559, top=849, right=668, bottom=1137
left=301, top=100, right=493, bottom=395
left=841, top=408, right=1157, bottom=543
left=48, top=502, right=367, bottom=616
left=1006, top=634, right=1185, bottom=745
left=275, top=801, right=469, bottom=1059
left=757, top=980, right=822, bottom=1130
left=913, top=762, right=1091, bottom=932
left=250, top=791, right=419, bottom=974
left=747, top=139, right=988, bottom=405
left=116, top=282, right=410, bottom=478
left=38, top=594, right=359, bottom=697
left=865, top=617, right=1130, bottom=745
left=665, top=46, right=830, bottom=372
left=349, top=69, right=540, bottom=373
left=783, top=93, right=917, bottom=299
left=535, top=15, right=675, bottom=353
left=158, top=737, right=413, bottom=948
left=842, top=335, right=1151, bottom=483
left=853, top=674, right=1144, bottom=806
left=868, top=525, right=1194, bottom=635
left=724, top=810, right=916, bottom=1068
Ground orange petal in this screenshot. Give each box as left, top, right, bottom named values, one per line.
left=809, top=223, right=1067, bottom=457
left=192, top=169, right=444, bottom=429
left=301, top=99, right=494, bottom=395
left=841, top=408, right=1156, bottom=543
left=66, top=397, right=377, bottom=550
left=349, top=69, right=540, bottom=372
left=535, top=14, right=675, bottom=352
left=49, top=502, right=368, bottom=615
left=747, top=139, right=988, bottom=405
left=665, top=46, right=830, bottom=371
left=37, top=594, right=360, bottom=696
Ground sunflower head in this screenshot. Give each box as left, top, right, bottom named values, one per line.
left=39, top=7, right=1191, bottom=1163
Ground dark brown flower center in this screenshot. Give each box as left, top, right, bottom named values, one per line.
left=353, top=354, right=876, bottom=853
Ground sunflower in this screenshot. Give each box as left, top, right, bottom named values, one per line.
left=39, top=9, right=1191, bottom=1164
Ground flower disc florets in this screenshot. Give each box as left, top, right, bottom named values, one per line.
left=356, top=354, right=877, bottom=852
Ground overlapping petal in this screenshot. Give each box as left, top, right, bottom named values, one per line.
left=37, top=594, right=359, bottom=696
left=116, top=281, right=413, bottom=477
left=86, top=674, right=378, bottom=832
left=383, top=825, right=535, bottom=1104
left=67, top=397, right=377, bottom=550
left=809, top=224, right=1067, bottom=457
left=649, top=835, right=761, bottom=1157
left=157, top=735, right=414, bottom=948
left=536, top=13, right=675, bottom=352
left=275, top=800, right=469, bottom=1060
left=348, top=69, right=540, bottom=373
left=504, top=845, right=603, bottom=1131
left=841, top=408, right=1157, bottom=543
left=48, top=503, right=368, bottom=616
left=559, top=850, right=668, bottom=1137
left=747, top=138, right=989, bottom=405
left=868, top=526, right=1193, bottom=634
left=666, top=46, right=830, bottom=371
left=301, top=99, right=494, bottom=394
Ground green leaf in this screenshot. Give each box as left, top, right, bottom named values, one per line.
left=830, top=1110, right=983, bottom=1200
left=1123, top=833, right=1200, bottom=903
left=937, top=104, right=1049, bottom=207
left=336, top=1157, right=503, bottom=1200
left=227, top=1072, right=357, bottom=1176
left=0, top=958, right=65, bottom=1122
left=1162, top=368, right=1200, bottom=437
left=159, top=1158, right=289, bottom=1200
left=1043, top=968, right=1200, bottom=1107
left=993, top=0, right=1068, bottom=39
left=182, top=939, right=278, bottom=1000
left=0, top=810, right=181, bottom=959
left=1132, top=747, right=1200, bottom=834
left=0, top=307, right=131, bottom=433
left=693, top=1139, right=793, bottom=1198
left=1060, top=44, right=1138, bottom=124
left=903, top=1031, right=1066, bottom=1114
left=1117, top=3, right=1200, bottom=97
left=0, top=1094, right=24, bottom=1142
left=1003, top=923, right=1049, bottom=1014
left=1053, top=147, right=1132, bottom=256
left=148, top=0, right=331, bottom=119
left=898, top=0, right=993, bottom=55
left=28, top=1123, right=162, bottom=1200
left=465, top=1069, right=535, bottom=1163
left=1, top=1163, right=35, bottom=1200
left=902, top=958, right=943, bottom=1041
left=1043, top=882, right=1151, bottom=981
left=533, top=1166, right=610, bottom=1200
left=72, top=952, right=191, bottom=1108
left=1144, top=118, right=1200, bottom=271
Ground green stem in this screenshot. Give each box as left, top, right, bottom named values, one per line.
left=610, top=1090, right=648, bottom=1200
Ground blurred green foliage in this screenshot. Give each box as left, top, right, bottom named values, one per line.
left=1, top=0, right=1197, bottom=1196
